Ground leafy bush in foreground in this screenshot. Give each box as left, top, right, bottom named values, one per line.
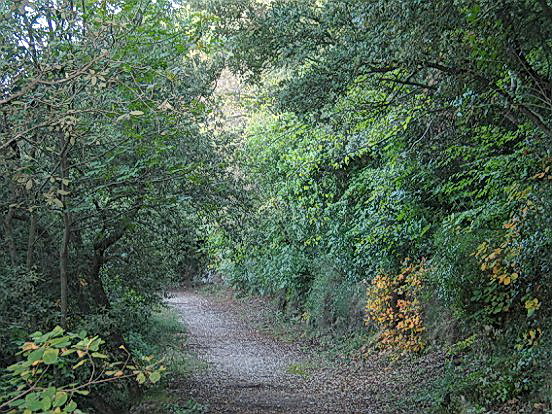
left=0, top=327, right=164, bottom=414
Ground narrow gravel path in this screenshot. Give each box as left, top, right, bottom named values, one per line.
left=166, top=290, right=442, bottom=414
left=166, top=290, right=319, bottom=413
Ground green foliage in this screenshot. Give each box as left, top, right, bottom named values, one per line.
left=304, top=263, right=365, bottom=331
left=162, top=400, right=207, bottom=414
left=127, top=307, right=193, bottom=379
left=0, top=270, right=59, bottom=364
left=0, top=0, right=226, bottom=411
left=434, top=335, right=551, bottom=412
left=2, top=0, right=552, bottom=411
left=207, top=83, right=434, bottom=328
left=0, top=0, right=224, bottom=347
left=0, top=326, right=164, bottom=414
left=195, top=0, right=552, bottom=410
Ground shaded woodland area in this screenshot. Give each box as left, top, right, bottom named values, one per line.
left=1, top=1, right=551, bottom=413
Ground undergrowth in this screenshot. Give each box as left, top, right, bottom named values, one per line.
left=129, top=305, right=207, bottom=413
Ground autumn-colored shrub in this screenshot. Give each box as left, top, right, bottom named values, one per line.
left=365, top=259, right=427, bottom=352
left=472, top=204, right=544, bottom=349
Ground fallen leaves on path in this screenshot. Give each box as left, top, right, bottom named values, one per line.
left=165, top=289, right=444, bottom=413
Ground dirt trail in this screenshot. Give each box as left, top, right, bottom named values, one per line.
left=166, top=290, right=319, bottom=413
left=167, top=290, right=440, bottom=414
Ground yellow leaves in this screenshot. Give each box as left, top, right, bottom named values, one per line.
left=474, top=222, right=523, bottom=287
left=487, top=248, right=501, bottom=261
left=373, top=274, right=393, bottom=290
left=473, top=208, right=544, bottom=329
left=473, top=243, right=486, bottom=257
left=525, top=298, right=541, bottom=317
left=365, top=259, right=427, bottom=353
left=520, top=327, right=543, bottom=348
left=531, top=165, right=552, bottom=180
left=86, top=69, right=108, bottom=89
left=498, top=275, right=511, bottom=285
left=22, top=342, right=39, bottom=352
left=61, top=348, right=75, bottom=356
left=43, top=191, right=64, bottom=209
left=525, top=298, right=540, bottom=310
left=527, top=328, right=541, bottom=340
left=158, top=100, right=174, bottom=112
left=496, top=271, right=518, bottom=285
left=532, top=172, right=546, bottom=180
left=136, top=372, right=146, bottom=384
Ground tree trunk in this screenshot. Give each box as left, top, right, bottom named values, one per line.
left=60, top=212, right=70, bottom=327
left=4, top=207, right=17, bottom=267
left=59, top=138, right=70, bottom=327
left=26, top=212, right=36, bottom=270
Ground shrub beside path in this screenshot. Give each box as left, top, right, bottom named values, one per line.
left=166, top=289, right=443, bottom=414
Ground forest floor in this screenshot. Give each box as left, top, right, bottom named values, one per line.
left=165, top=289, right=444, bottom=414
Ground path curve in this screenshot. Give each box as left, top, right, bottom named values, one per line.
left=167, top=289, right=439, bottom=414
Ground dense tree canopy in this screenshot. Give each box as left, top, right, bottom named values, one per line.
left=0, top=1, right=227, bottom=411
left=1, top=0, right=551, bottom=413
left=197, top=0, right=552, bottom=411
